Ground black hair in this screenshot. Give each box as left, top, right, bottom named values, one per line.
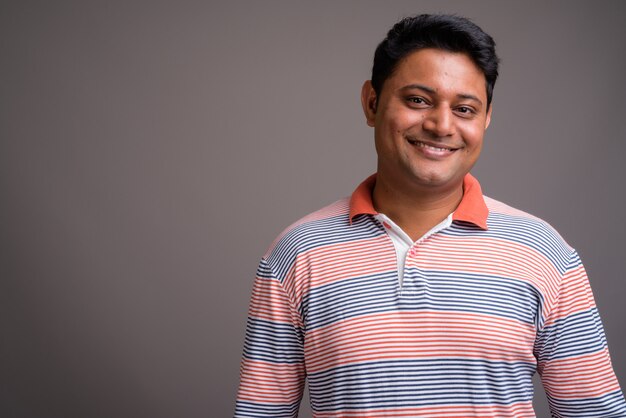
left=371, top=14, right=500, bottom=108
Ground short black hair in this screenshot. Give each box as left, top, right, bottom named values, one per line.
left=371, top=14, right=500, bottom=108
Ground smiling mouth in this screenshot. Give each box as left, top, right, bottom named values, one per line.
left=407, top=139, right=459, bottom=152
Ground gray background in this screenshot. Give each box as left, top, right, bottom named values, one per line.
left=2, top=1, right=625, bottom=417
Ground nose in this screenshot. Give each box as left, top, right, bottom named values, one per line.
left=422, top=105, right=456, bottom=137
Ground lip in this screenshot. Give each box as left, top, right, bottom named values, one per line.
left=406, top=138, right=460, bottom=156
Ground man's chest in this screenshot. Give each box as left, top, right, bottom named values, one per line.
left=297, top=233, right=545, bottom=373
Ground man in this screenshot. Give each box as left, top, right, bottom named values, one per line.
left=234, top=14, right=626, bottom=417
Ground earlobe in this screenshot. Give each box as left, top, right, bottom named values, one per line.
left=361, top=80, right=377, bottom=127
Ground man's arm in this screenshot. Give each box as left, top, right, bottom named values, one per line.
left=234, top=258, right=306, bottom=418
left=534, top=250, right=626, bottom=417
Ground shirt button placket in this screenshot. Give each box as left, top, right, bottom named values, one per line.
left=402, top=245, right=422, bottom=297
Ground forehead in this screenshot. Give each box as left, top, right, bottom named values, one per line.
left=386, top=48, right=487, bottom=99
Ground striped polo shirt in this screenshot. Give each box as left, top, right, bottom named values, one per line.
left=235, top=173, right=626, bottom=417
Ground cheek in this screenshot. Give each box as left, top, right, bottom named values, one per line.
left=460, top=125, right=485, bottom=147
left=393, top=115, right=425, bottom=136
left=379, top=106, right=422, bottom=132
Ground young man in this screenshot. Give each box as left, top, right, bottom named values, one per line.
left=234, top=14, right=626, bottom=417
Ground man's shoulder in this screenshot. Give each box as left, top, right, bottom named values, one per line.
left=262, top=197, right=355, bottom=260
left=259, top=196, right=387, bottom=280
left=482, top=195, right=574, bottom=256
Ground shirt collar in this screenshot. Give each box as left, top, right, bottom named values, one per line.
left=348, top=173, right=489, bottom=230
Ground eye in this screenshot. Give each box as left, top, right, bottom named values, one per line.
left=406, top=96, right=429, bottom=107
left=455, top=106, right=476, bottom=116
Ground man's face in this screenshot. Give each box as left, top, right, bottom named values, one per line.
left=361, top=48, right=492, bottom=193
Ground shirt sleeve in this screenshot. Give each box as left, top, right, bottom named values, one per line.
left=234, top=258, right=306, bottom=417
left=534, top=250, right=626, bottom=417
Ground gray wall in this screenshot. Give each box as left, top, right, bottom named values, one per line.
left=2, top=1, right=625, bottom=417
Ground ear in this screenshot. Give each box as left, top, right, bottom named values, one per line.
left=361, top=80, right=377, bottom=127
left=485, top=104, right=493, bottom=130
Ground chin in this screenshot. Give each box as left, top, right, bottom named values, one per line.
left=409, top=171, right=462, bottom=189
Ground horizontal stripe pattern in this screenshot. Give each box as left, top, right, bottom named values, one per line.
left=235, top=189, right=626, bottom=417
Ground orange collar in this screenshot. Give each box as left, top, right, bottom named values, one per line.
left=348, top=173, right=489, bottom=230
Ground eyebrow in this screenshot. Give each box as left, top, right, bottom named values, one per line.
left=400, top=83, right=484, bottom=107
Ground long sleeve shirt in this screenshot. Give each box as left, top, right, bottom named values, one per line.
left=234, top=173, right=626, bottom=417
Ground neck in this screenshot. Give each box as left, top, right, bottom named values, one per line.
left=372, top=173, right=464, bottom=241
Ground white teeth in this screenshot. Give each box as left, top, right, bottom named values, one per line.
left=421, top=143, right=448, bottom=151
left=409, top=140, right=453, bottom=152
